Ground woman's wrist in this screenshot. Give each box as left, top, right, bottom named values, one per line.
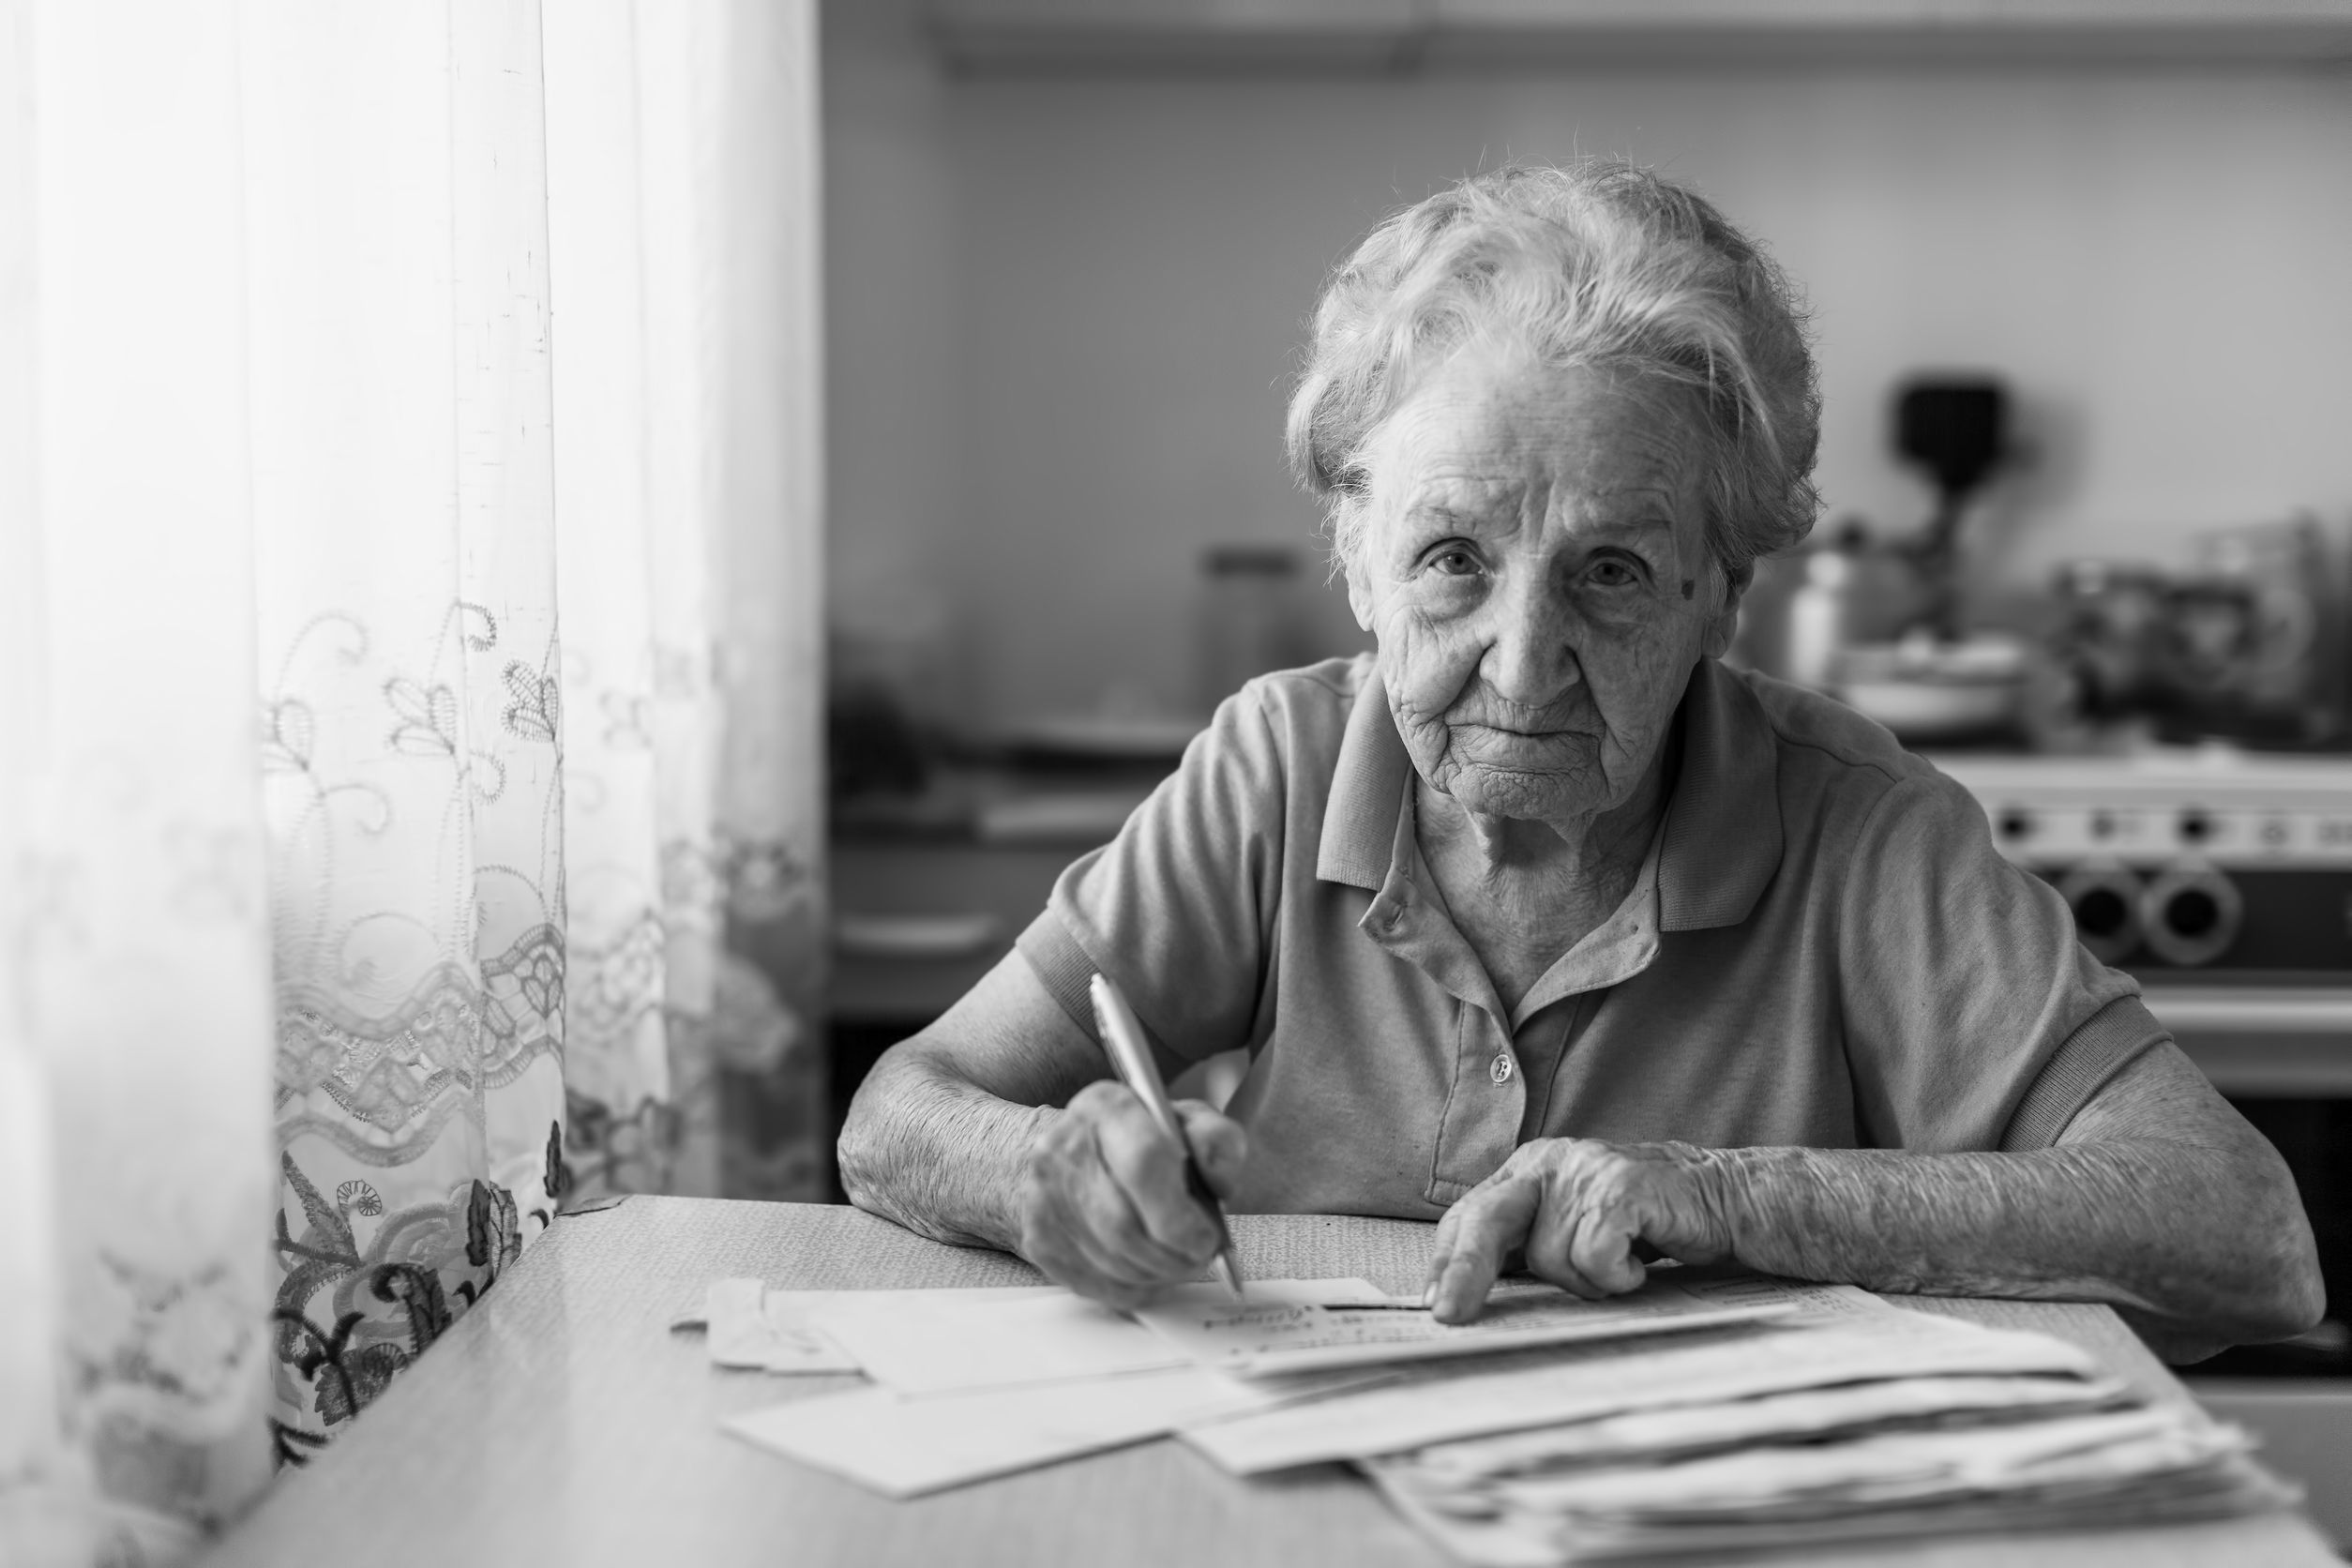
left=978, top=1103, right=1056, bottom=1255
left=1687, top=1143, right=1811, bottom=1277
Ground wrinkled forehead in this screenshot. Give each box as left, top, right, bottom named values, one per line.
left=1357, top=352, right=1713, bottom=551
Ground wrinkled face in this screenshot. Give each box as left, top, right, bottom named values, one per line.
left=1346, top=348, right=1740, bottom=827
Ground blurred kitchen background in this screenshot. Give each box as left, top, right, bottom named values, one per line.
left=817, top=0, right=2352, bottom=1497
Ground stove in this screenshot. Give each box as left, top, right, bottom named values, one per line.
left=1936, top=748, right=2352, bottom=1094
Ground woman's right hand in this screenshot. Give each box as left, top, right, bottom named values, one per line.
left=1015, top=1079, right=1248, bottom=1308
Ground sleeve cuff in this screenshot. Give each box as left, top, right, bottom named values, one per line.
left=1999, top=994, right=2168, bottom=1152
left=1015, top=908, right=1103, bottom=1045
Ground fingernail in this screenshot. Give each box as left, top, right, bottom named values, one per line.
left=1420, top=1283, right=1437, bottom=1307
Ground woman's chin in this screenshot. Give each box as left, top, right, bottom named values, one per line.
left=1446, top=765, right=1599, bottom=825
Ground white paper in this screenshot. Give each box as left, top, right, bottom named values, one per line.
left=1184, top=1298, right=2103, bottom=1474
left=673, top=1282, right=1063, bottom=1332
left=1408, top=1373, right=2134, bottom=1481
left=722, top=1365, right=1282, bottom=1497
left=704, top=1278, right=864, bottom=1374
left=806, top=1277, right=1394, bottom=1395
left=1134, top=1276, right=1795, bottom=1377
left=695, top=1280, right=1061, bottom=1375
left=705, top=1279, right=794, bottom=1370
left=1670, top=1274, right=1892, bottom=1320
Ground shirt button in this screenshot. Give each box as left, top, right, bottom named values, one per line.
left=1490, top=1053, right=1515, bottom=1086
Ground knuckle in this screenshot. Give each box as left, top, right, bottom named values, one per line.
left=1068, top=1079, right=1128, bottom=1118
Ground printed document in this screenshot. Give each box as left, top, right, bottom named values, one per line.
left=804, top=1277, right=1395, bottom=1395
left=1133, top=1275, right=1795, bottom=1377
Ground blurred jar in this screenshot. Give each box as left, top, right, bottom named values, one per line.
left=1733, top=520, right=1933, bottom=690
left=2160, top=516, right=2342, bottom=745
left=1197, top=545, right=1311, bottom=711
left=2048, top=559, right=2168, bottom=720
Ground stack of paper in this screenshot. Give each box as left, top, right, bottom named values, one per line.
left=1147, top=1278, right=2294, bottom=1562
left=1365, top=1402, right=2290, bottom=1563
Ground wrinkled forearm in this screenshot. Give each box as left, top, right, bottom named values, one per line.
left=1703, top=1138, right=2323, bottom=1361
left=837, top=1045, right=1051, bottom=1254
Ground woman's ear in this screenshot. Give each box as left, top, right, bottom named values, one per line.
left=1339, top=505, right=1377, bottom=631
left=1346, top=557, right=1374, bottom=632
left=1701, top=565, right=1744, bottom=660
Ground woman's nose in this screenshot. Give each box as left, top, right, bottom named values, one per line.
left=1478, top=573, right=1580, bottom=707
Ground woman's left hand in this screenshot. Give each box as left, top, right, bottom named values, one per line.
left=1424, top=1138, right=1738, bottom=1322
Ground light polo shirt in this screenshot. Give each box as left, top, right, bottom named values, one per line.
left=1015, top=653, right=2165, bottom=1220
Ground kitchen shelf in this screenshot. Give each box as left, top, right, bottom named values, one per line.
left=926, top=0, right=2352, bottom=72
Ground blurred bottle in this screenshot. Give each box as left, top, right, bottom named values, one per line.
left=1732, top=519, right=1935, bottom=689
left=2048, top=559, right=2168, bottom=721
left=1783, top=546, right=1850, bottom=690
left=1196, top=545, right=1310, bottom=711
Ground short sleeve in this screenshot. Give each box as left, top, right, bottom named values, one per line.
left=1835, top=771, right=2167, bottom=1153
left=1014, top=681, right=1288, bottom=1071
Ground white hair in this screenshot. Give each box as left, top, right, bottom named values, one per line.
left=1286, top=161, right=1822, bottom=592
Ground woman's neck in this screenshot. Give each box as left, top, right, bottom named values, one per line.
left=1421, top=735, right=1676, bottom=887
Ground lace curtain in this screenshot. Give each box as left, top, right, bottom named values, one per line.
left=0, top=0, right=825, bottom=1560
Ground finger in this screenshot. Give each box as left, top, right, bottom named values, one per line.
left=1423, top=1171, right=1494, bottom=1288
left=1522, top=1210, right=1610, bottom=1302
left=1020, top=1108, right=1190, bottom=1300
left=1059, top=1218, right=1184, bottom=1300
left=1093, top=1097, right=1224, bottom=1260
left=1071, top=1128, right=1214, bottom=1280
left=1038, top=1107, right=1214, bottom=1285
left=1428, top=1176, right=1542, bottom=1324
left=1173, top=1101, right=1248, bottom=1193
left=1061, top=1082, right=1217, bottom=1265
left=1023, top=1179, right=1168, bottom=1304
left=1566, top=1201, right=1649, bottom=1296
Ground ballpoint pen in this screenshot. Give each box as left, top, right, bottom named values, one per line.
left=1088, top=972, right=1246, bottom=1299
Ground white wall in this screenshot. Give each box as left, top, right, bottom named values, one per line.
left=827, top=14, right=2352, bottom=731
left=823, top=0, right=973, bottom=724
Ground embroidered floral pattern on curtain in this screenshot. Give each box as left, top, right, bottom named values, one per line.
left=249, top=1, right=573, bottom=1469
left=0, top=0, right=826, bottom=1557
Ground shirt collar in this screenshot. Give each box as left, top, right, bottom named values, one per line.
left=1316, top=661, right=1416, bottom=891
left=1316, top=656, right=1782, bottom=932
left=1658, top=656, right=1783, bottom=931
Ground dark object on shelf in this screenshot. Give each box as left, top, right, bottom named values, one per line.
left=829, top=681, right=930, bottom=801
left=1199, top=542, right=1313, bottom=712
left=1892, top=376, right=2009, bottom=639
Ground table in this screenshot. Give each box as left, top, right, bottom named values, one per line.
left=205, top=1199, right=2336, bottom=1568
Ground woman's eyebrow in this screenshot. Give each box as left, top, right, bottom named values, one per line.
left=1401, top=500, right=1502, bottom=533
left=1576, top=516, right=1676, bottom=549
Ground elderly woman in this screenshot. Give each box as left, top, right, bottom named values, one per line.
left=838, top=162, right=2322, bottom=1359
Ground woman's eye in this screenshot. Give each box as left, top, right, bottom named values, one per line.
left=1587, top=558, right=1641, bottom=588
left=1425, top=546, right=1480, bottom=577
